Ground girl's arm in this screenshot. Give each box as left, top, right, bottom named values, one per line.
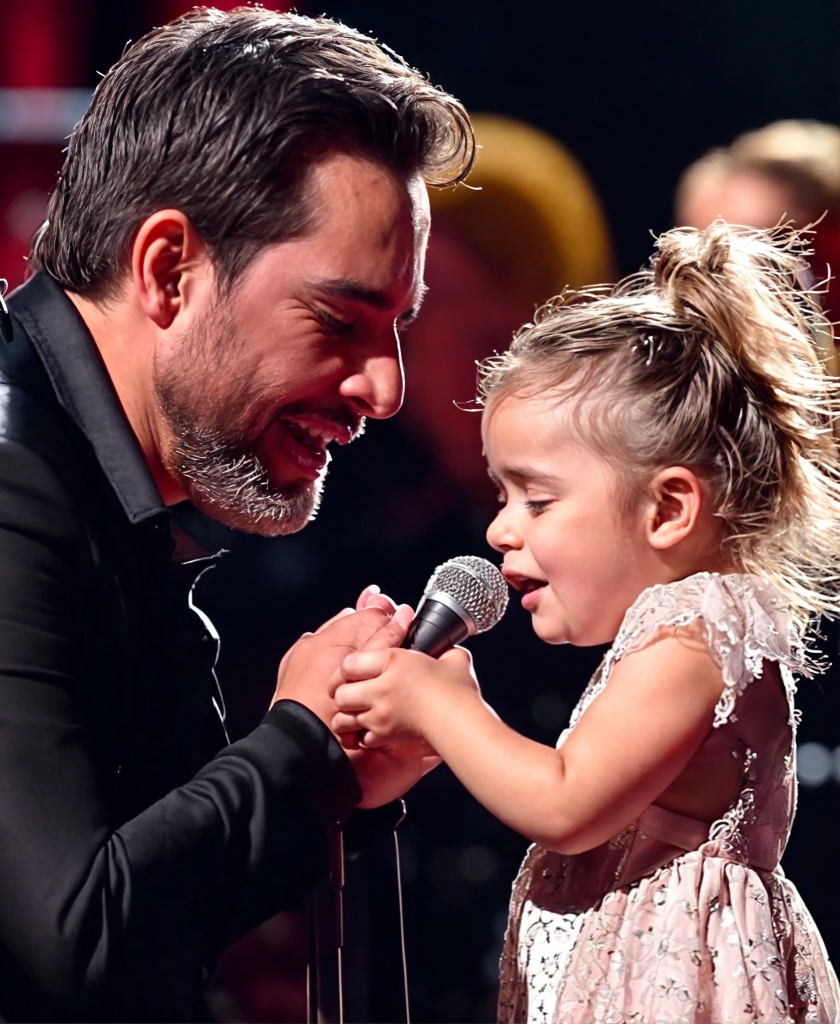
left=333, top=627, right=724, bottom=853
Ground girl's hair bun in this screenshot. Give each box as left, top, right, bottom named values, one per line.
left=651, top=220, right=827, bottom=391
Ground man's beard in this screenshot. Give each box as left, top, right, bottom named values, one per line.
left=166, top=421, right=326, bottom=536
left=153, top=309, right=325, bottom=537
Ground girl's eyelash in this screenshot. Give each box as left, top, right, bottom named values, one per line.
left=525, top=499, right=552, bottom=514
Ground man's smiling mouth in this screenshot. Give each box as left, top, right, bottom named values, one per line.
left=264, top=412, right=363, bottom=479
left=283, top=416, right=347, bottom=451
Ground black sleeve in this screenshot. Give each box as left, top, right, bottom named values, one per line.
left=0, top=439, right=360, bottom=1021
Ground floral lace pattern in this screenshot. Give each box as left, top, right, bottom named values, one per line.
left=498, top=573, right=840, bottom=1023
left=567, top=573, right=811, bottom=732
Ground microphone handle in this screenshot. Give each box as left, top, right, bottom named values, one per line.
left=401, top=598, right=470, bottom=658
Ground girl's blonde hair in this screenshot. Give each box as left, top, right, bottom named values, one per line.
left=478, top=221, right=840, bottom=633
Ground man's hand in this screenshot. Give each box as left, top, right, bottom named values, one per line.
left=345, top=738, right=441, bottom=809
left=330, top=595, right=442, bottom=806
left=271, top=600, right=409, bottom=727
left=334, top=601, right=443, bottom=806
left=271, top=589, right=439, bottom=807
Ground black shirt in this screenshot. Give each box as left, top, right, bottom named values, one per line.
left=0, top=273, right=359, bottom=1022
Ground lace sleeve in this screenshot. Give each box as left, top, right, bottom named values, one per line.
left=609, top=573, right=813, bottom=728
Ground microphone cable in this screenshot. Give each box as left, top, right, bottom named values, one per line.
left=392, top=804, right=410, bottom=1024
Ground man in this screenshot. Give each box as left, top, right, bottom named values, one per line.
left=0, top=7, right=473, bottom=1021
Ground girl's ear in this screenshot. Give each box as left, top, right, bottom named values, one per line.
left=646, top=467, right=704, bottom=550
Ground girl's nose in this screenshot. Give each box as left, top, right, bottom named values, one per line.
left=486, top=507, right=520, bottom=553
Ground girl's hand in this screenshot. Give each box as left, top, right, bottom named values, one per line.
left=271, top=603, right=401, bottom=721
left=332, top=645, right=479, bottom=748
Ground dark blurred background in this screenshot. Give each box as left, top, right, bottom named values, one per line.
left=2, top=1, right=840, bottom=1021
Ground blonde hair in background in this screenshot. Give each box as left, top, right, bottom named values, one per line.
left=479, top=222, right=840, bottom=633
left=731, top=120, right=840, bottom=213
left=675, top=120, right=840, bottom=224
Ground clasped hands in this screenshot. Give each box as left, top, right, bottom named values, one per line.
left=272, top=584, right=477, bottom=808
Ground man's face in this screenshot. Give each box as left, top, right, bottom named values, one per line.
left=153, top=153, right=430, bottom=535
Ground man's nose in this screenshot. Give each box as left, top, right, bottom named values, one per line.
left=339, top=333, right=405, bottom=419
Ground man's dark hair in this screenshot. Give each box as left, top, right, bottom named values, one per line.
left=30, top=6, right=475, bottom=300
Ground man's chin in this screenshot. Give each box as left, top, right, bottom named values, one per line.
left=187, top=482, right=320, bottom=537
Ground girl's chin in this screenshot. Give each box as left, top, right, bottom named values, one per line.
left=531, top=614, right=608, bottom=647
left=531, top=617, right=572, bottom=646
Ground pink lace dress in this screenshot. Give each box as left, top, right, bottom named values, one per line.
left=498, top=572, right=840, bottom=1024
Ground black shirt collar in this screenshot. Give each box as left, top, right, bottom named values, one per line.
left=8, top=273, right=165, bottom=524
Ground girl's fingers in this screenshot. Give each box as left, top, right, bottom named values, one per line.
left=337, top=730, right=362, bottom=751
left=416, top=737, right=439, bottom=758
left=438, top=645, right=474, bottom=670
left=334, top=680, right=372, bottom=711
left=341, top=649, right=390, bottom=681
left=420, top=754, right=443, bottom=774
left=332, top=711, right=361, bottom=733
left=360, top=729, right=388, bottom=749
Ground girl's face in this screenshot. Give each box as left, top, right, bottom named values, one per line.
left=483, top=393, right=661, bottom=646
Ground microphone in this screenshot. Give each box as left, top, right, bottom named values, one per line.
left=402, top=555, right=509, bottom=658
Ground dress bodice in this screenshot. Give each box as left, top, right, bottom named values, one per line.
left=546, top=572, right=808, bottom=895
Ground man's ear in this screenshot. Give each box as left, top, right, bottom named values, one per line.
left=131, top=210, right=211, bottom=329
left=646, top=466, right=705, bottom=550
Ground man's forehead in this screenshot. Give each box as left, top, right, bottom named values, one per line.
left=305, top=153, right=414, bottom=209
left=302, top=157, right=428, bottom=248
left=278, top=155, right=429, bottom=305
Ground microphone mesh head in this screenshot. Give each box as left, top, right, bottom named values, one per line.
left=424, top=555, right=509, bottom=634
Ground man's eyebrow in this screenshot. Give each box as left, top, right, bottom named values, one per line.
left=313, top=278, right=428, bottom=321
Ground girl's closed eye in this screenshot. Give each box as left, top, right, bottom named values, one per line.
left=525, top=498, right=553, bottom=515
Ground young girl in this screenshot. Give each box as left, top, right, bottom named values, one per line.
left=333, top=222, right=840, bottom=1023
